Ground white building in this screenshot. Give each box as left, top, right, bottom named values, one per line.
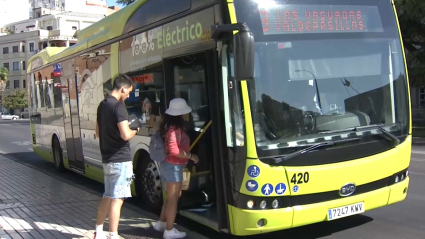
left=0, top=0, right=31, bottom=29
left=0, top=7, right=105, bottom=113
left=30, top=0, right=107, bottom=17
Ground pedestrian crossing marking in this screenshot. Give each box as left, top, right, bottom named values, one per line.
left=411, top=158, right=425, bottom=162
left=412, top=150, right=425, bottom=155
left=11, top=141, right=32, bottom=146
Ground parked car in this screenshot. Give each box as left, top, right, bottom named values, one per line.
left=2, top=113, right=20, bottom=120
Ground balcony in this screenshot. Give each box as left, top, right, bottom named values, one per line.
left=9, top=70, right=26, bottom=76
left=1, top=52, right=26, bottom=60
left=0, top=31, right=41, bottom=44
left=48, top=29, right=77, bottom=41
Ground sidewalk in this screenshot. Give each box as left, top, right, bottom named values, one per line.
left=0, top=154, right=200, bottom=239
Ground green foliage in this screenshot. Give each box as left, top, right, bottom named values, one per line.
left=0, top=67, right=8, bottom=82
left=0, top=67, right=9, bottom=94
left=116, top=0, right=135, bottom=5
left=395, top=0, right=425, bottom=86
left=2, top=90, right=28, bottom=110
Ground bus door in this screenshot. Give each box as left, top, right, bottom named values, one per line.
left=61, top=61, right=85, bottom=173
left=164, top=52, right=213, bottom=189
left=163, top=50, right=224, bottom=229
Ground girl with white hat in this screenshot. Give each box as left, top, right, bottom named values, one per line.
left=153, top=98, right=199, bottom=238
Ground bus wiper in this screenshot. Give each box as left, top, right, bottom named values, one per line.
left=269, top=137, right=360, bottom=164
left=356, top=124, right=400, bottom=147
left=272, top=141, right=335, bottom=164
left=319, top=124, right=400, bottom=147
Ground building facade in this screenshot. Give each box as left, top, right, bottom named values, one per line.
left=0, top=9, right=105, bottom=114
left=30, top=0, right=107, bottom=17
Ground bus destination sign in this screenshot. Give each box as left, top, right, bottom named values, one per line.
left=259, top=5, right=383, bottom=34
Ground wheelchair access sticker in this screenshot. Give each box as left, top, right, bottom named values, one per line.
left=247, top=165, right=260, bottom=178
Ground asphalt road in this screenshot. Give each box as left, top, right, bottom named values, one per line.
left=0, top=120, right=424, bottom=239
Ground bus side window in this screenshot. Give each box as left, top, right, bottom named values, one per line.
left=121, top=65, right=166, bottom=136
left=119, top=32, right=166, bottom=136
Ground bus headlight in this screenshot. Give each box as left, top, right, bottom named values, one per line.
left=395, top=175, right=399, bottom=183
left=247, top=200, right=254, bottom=209
left=260, top=200, right=267, bottom=209
left=272, top=199, right=279, bottom=209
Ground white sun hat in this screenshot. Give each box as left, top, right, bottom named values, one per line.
left=165, top=98, right=192, bottom=116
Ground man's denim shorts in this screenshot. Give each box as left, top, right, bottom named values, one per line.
left=160, top=161, right=185, bottom=183
left=102, top=161, right=135, bottom=199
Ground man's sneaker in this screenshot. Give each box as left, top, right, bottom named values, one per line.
left=163, top=228, right=186, bottom=239
left=94, top=232, right=107, bottom=239
left=153, top=220, right=167, bottom=232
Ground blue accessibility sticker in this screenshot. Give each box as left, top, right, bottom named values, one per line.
left=246, top=180, right=258, bottom=192
left=261, top=183, right=274, bottom=196
left=293, top=185, right=299, bottom=193
left=247, top=165, right=260, bottom=178
left=275, top=183, right=287, bottom=195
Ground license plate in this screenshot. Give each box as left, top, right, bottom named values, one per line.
left=327, top=202, right=365, bottom=221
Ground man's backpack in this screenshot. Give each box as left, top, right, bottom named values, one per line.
left=149, top=131, right=168, bottom=162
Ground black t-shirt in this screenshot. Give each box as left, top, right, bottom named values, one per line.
left=97, top=95, right=131, bottom=163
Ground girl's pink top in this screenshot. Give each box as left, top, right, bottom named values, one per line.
left=164, top=126, right=190, bottom=165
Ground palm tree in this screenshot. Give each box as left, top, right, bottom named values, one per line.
left=0, top=67, right=9, bottom=112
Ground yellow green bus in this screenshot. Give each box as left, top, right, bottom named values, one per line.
left=26, top=0, right=411, bottom=236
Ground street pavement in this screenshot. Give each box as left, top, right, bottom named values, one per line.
left=0, top=120, right=205, bottom=239
left=0, top=120, right=424, bottom=238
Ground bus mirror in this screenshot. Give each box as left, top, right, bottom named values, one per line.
left=233, top=31, right=254, bottom=81
left=211, top=22, right=255, bottom=81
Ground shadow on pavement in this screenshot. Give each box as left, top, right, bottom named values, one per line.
left=3, top=152, right=375, bottom=239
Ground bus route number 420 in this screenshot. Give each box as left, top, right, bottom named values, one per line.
left=291, top=172, right=309, bottom=184
left=327, top=202, right=365, bottom=221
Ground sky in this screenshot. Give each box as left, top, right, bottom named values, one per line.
left=106, top=0, right=120, bottom=6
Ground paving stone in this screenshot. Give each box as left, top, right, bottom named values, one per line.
left=0, top=154, right=200, bottom=239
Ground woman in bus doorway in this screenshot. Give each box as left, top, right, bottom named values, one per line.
left=153, top=98, right=199, bottom=239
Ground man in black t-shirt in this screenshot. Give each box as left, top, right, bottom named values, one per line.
left=94, top=74, right=140, bottom=239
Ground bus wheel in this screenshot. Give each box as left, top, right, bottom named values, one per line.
left=135, top=157, right=163, bottom=211
left=52, top=137, right=65, bottom=172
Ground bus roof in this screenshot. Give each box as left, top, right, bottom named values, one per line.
left=27, top=47, right=67, bottom=73
left=27, top=0, right=148, bottom=73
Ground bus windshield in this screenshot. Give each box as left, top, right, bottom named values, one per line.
left=234, top=0, right=409, bottom=159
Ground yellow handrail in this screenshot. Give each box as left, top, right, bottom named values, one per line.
left=189, top=120, right=212, bottom=150
left=188, top=120, right=212, bottom=175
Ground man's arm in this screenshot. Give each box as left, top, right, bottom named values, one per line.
left=115, top=102, right=139, bottom=141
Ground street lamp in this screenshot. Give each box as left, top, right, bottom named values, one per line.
left=295, top=69, right=322, bottom=114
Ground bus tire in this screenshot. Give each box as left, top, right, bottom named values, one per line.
left=135, top=153, right=163, bottom=212
left=52, top=136, right=65, bottom=172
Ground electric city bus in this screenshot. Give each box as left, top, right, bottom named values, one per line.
left=26, top=0, right=411, bottom=236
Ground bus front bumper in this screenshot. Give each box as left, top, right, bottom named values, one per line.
left=228, top=177, right=409, bottom=236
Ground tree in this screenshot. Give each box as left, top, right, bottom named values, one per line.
left=0, top=67, right=9, bottom=110
left=2, top=90, right=28, bottom=110
left=116, top=0, right=136, bottom=5
left=395, top=0, right=425, bottom=86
